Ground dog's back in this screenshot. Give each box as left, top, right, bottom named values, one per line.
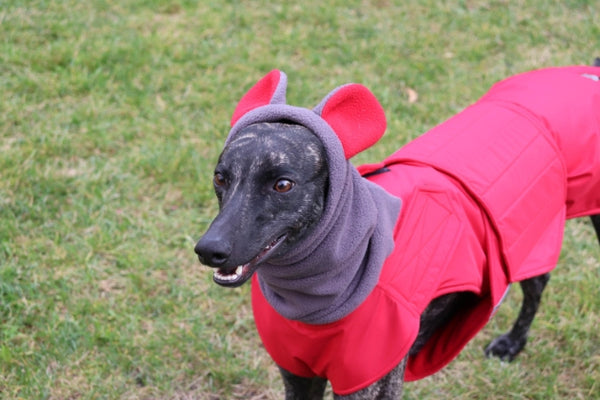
left=480, top=66, right=600, bottom=219
left=358, top=65, right=600, bottom=380
left=379, top=67, right=600, bottom=277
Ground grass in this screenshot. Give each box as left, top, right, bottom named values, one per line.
left=1, top=0, right=599, bottom=398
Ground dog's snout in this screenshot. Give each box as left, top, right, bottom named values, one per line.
left=195, top=235, right=232, bottom=267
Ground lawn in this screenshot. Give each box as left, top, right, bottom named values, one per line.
left=1, top=0, right=599, bottom=398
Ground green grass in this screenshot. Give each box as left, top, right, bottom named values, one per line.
left=1, top=0, right=599, bottom=398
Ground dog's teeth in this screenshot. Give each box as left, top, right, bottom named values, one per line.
left=214, top=266, right=245, bottom=282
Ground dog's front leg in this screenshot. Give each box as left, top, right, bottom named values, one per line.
left=484, top=273, right=551, bottom=361
left=590, top=214, right=600, bottom=245
left=279, top=367, right=327, bottom=400
left=333, top=357, right=407, bottom=400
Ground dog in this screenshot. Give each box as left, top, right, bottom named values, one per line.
left=195, top=61, right=600, bottom=399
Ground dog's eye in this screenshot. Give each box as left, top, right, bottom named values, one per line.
left=274, top=179, right=294, bottom=193
left=213, top=172, right=227, bottom=187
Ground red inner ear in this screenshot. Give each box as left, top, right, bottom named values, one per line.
left=231, top=70, right=283, bottom=127
left=320, top=84, right=387, bottom=159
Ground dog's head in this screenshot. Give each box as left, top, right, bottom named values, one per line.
left=195, top=70, right=387, bottom=287
left=195, top=122, right=329, bottom=287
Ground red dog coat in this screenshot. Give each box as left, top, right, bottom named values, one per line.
left=242, top=67, right=600, bottom=395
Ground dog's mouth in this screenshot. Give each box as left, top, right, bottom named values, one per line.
left=212, top=235, right=287, bottom=287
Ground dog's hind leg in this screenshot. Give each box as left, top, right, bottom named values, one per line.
left=590, top=214, right=600, bottom=245
left=279, top=368, right=327, bottom=400
left=484, top=273, right=550, bottom=361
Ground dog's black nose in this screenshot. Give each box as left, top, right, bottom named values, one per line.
left=194, top=235, right=232, bottom=267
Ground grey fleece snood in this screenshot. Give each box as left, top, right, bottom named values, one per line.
left=227, top=72, right=401, bottom=324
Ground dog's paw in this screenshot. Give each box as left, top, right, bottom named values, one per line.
left=484, top=333, right=527, bottom=362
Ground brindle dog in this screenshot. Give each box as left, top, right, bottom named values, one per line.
left=195, top=60, right=600, bottom=399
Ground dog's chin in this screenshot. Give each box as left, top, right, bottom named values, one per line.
left=212, top=234, right=287, bottom=288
